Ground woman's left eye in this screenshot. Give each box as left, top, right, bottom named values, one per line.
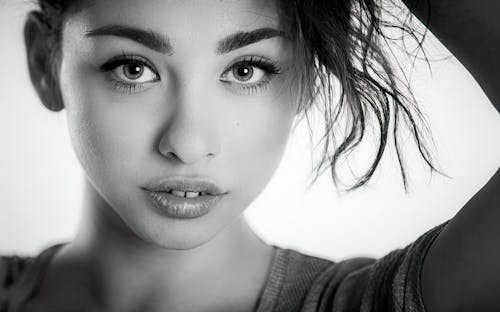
left=221, top=64, right=266, bottom=84
left=219, top=57, right=281, bottom=93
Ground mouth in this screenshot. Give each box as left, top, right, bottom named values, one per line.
left=160, top=189, right=211, bottom=198
left=143, top=177, right=225, bottom=195
left=142, top=177, right=227, bottom=219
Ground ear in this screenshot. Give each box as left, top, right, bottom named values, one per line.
left=24, top=11, right=64, bottom=111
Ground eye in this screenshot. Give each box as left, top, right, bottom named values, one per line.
left=219, top=56, right=281, bottom=88
left=222, top=63, right=266, bottom=84
left=110, top=62, right=158, bottom=83
left=100, top=54, right=160, bottom=94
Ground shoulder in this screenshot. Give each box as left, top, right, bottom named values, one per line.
left=0, top=253, right=37, bottom=311
left=307, top=222, right=449, bottom=312
left=0, top=244, right=64, bottom=310
left=268, top=221, right=449, bottom=312
left=0, top=254, right=35, bottom=290
left=259, top=245, right=376, bottom=312
left=278, top=247, right=376, bottom=291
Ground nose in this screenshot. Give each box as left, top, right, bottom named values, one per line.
left=157, top=103, right=219, bottom=165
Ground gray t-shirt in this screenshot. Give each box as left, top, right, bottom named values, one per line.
left=0, top=222, right=448, bottom=312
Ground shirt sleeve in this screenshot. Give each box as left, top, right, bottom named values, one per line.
left=1, top=255, right=31, bottom=311
left=304, top=221, right=449, bottom=312
left=0, top=246, right=60, bottom=312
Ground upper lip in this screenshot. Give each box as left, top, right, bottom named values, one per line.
left=143, top=176, right=226, bottom=195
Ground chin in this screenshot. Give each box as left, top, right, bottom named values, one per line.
left=150, top=229, right=219, bottom=250
left=126, top=213, right=228, bottom=251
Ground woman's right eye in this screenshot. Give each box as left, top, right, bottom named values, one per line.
left=100, top=55, right=160, bottom=94
left=111, top=63, right=159, bottom=84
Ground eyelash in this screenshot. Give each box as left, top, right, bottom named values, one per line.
left=221, top=56, right=282, bottom=94
left=99, top=53, right=282, bottom=95
left=100, top=53, right=159, bottom=94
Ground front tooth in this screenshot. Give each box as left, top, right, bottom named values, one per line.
left=185, top=191, right=199, bottom=198
left=171, top=190, right=186, bottom=197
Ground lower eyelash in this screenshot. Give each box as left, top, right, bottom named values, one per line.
left=234, top=80, right=271, bottom=95
left=111, top=81, right=144, bottom=94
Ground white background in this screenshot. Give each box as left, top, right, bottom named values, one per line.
left=1, top=0, right=499, bottom=261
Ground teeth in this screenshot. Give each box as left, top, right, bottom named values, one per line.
left=171, top=190, right=185, bottom=197
left=185, top=191, right=200, bottom=198
left=169, top=190, right=202, bottom=198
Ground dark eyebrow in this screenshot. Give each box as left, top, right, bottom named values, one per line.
left=216, top=28, right=287, bottom=55
left=85, top=25, right=173, bottom=55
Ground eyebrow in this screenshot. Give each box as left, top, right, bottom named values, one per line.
left=84, top=25, right=286, bottom=55
left=215, top=28, right=287, bottom=54
left=85, top=25, right=173, bottom=55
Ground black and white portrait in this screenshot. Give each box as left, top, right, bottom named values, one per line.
left=1, top=0, right=499, bottom=311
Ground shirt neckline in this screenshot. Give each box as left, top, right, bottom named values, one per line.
left=255, top=246, right=289, bottom=312
left=27, top=243, right=290, bottom=311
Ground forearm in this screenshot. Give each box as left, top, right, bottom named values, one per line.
left=399, top=1, right=500, bottom=311
left=402, top=0, right=500, bottom=112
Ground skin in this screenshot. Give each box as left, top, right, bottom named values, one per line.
left=25, top=0, right=301, bottom=311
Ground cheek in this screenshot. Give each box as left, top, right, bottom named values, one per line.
left=60, top=67, right=157, bottom=188
left=224, top=95, right=297, bottom=197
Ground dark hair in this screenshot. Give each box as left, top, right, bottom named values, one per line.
left=34, top=0, right=444, bottom=192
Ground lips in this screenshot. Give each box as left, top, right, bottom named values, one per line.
left=142, top=176, right=227, bottom=219
left=143, top=177, right=225, bottom=196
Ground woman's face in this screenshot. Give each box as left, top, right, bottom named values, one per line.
left=59, top=0, right=299, bottom=249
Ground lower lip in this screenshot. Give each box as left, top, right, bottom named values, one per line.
left=144, top=190, right=224, bottom=219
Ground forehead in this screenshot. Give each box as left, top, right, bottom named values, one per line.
left=68, top=0, right=282, bottom=41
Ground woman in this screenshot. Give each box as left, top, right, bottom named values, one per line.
left=1, top=0, right=499, bottom=311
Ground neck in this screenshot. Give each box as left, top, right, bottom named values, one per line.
left=43, top=180, right=275, bottom=312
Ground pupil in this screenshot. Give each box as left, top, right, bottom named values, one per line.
left=124, top=64, right=143, bottom=79
left=234, top=65, right=253, bottom=81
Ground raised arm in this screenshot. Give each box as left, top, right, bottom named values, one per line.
left=401, top=0, right=500, bottom=311
left=403, top=0, right=500, bottom=113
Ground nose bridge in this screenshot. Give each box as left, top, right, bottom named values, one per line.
left=158, top=81, right=219, bottom=165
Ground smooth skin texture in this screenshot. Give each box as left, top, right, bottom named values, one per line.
left=25, top=0, right=300, bottom=311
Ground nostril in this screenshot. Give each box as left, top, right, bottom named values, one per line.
left=160, top=150, right=215, bottom=164
left=164, top=151, right=182, bottom=162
